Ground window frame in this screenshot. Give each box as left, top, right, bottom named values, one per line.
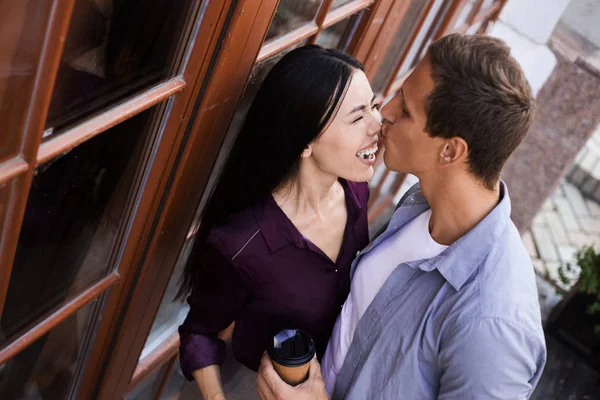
left=0, top=0, right=220, bottom=399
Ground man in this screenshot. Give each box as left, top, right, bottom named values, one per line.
left=256, top=33, right=546, bottom=399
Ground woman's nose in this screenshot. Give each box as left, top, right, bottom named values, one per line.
left=368, top=116, right=381, bottom=136
left=367, top=109, right=382, bottom=135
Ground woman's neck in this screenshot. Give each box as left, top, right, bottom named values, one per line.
left=273, top=165, right=341, bottom=220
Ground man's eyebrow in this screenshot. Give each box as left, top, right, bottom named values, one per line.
left=348, top=94, right=377, bottom=115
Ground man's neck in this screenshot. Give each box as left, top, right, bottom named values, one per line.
left=419, top=173, right=500, bottom=246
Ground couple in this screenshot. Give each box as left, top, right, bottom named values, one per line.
left=178, top=33, right=546, bottom=400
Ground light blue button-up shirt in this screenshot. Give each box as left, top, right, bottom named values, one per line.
left=331, top=183, right=546, bottom=399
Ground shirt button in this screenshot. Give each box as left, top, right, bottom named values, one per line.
left=334, top=269, right=338, bottom=273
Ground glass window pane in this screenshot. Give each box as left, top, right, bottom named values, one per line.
left=371, top=0, right=430, bottom=93
left=331, top=0, right=354, bottom=9
left=159, top=363, right=186, bottom=400
left=0, top=1, right=53, bottom=162
left=125, top=364, right=168, bottom=400
left=315, top=14, right=359, bottom=50
left=141, top=243, right=190, bottom=360
left=265, top=0, right=320, bottom=43
left=44, top=0, right=196, bottom=134
left=453, top=0, right=477, bottom=29
left=481, top=0, right=495, bottom=11
left=395, top=0, right=449, bottom=81
left=467, top=20, right=486, bottom=35
left=0, top=297, right=103, bottom=399
left=1, top=105, right=165, bottom=343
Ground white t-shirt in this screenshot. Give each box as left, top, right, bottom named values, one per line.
left=322, top=209, right=448, bottom=396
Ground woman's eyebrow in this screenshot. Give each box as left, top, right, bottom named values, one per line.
left=347, top=94, right=377, bottom=115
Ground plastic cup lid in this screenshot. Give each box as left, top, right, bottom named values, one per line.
left=266, top=329, right=315, bottom=367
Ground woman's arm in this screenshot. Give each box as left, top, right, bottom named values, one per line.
left=192, top=365, right=226, bottom=400
left=178, top=244, right=249, bottom=398
left=191, top=321, right=236, bottom=399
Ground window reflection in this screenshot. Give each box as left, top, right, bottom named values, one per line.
left=0, top=0, right=53, bottom=161
left=453, top=0, right=477, bottom=29
left=1, top=106, right=163, bottom=344
left=125, top=365, right=167, bottom=400
left=467, top=21, right=486, bottom=35
left=481, top=0, right=496, bottom=11
left=45, top=0, right=195, bottom=134
left=265, top=0, right=320, bottom=42
left=394, top=0, right=449, bottom=81
left=331, top=0, right=354, bottom=9
left=159, top=363, right=187, bottom=400
left=371, top=0, right=430, bottom=93
left=315, top=14, right=359, bottom=50
left=0, top=298, right=102, bottom=400
left=141, top=243, right=190, bottom=360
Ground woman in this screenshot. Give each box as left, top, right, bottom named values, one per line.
left=177, top=45, right=381, bottom=400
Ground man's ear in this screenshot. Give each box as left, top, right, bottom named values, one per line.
left=440, top=137, right=468, bottom=166
left=301, top=144, right=313, bottom=159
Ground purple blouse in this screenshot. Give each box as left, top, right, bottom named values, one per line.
left=178, top=180, right=370, bottom=380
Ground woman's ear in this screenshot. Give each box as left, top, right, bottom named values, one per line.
left=301, top=145, right=313, bottom=159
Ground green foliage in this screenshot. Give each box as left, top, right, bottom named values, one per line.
left=559, top=245, right=600, bottom=336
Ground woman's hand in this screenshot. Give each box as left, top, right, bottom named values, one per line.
left=256, top=353, right=328, bottom=400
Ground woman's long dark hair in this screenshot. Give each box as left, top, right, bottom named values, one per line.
left=176, top=45, right=364, bottom=300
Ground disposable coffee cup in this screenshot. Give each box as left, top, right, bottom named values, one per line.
left=266, top=329, right=316, bottom=386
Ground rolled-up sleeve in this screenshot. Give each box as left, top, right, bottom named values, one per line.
left=438, top=317, right=546, bottom=400
left=178, top=243, right=249, bottom=380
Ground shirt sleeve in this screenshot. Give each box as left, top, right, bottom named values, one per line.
left=178, top=243, right=249, bottom=380
left=438, top=317, right=546, bottom=400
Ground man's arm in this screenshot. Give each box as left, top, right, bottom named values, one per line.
left=438, top=317, right=546, bottom=399
left=256, top=353, right=329, bottom=400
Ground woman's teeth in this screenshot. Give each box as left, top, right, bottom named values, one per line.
left=356, top=144, right=378, bottom=160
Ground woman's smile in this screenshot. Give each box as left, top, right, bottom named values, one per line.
left=356, top=138, right=378, bottom=165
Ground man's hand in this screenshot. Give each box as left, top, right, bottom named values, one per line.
left=256, top=352, right=329, bottom=400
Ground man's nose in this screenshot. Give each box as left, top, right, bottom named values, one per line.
left=380, top=101, right=393, bottom=125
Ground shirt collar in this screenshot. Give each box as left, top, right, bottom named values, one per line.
left=405, top=181, right=511, bottom=291
left=253, top=179, right=363, bottom=254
